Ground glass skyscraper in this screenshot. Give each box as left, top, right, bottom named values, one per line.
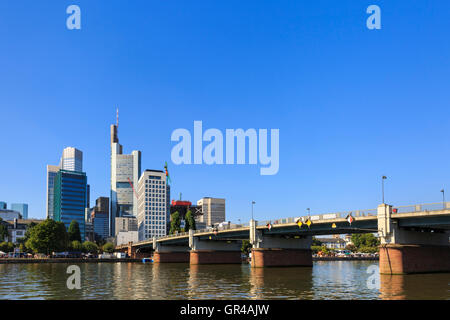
left=53, top=170, right=87, bottom=240
left=11, top=203, right=28, bottom=220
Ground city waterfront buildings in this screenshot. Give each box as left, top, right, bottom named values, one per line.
left=110, top=123, right=141, bottom=236
left=10, top=203, right=28, bottom=220
left=196, top=198, right=226, bottom=227
left=53, top=170, right=87, bottom=240
left=137, top=170, right=168, bottom=241
left=0, top=202, right=6, bottom=210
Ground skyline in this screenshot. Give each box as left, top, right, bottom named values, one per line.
left=1, top=1, right=450, bottom=222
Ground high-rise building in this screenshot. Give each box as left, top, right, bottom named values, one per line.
left=53, top=170, right=87, bottom=240
left=46, top=147, right=83, bottom=220
left=137, top=170, right=167, bottom=241
left=196, top=198, right=226, bottom=227
left=61, top=147, right=83, bottom=172
left=46, top=165, right=60, bottom=219
left=92, top=197, right=110, bottom=240
left=114, top=216, right=138, bottom=236
left=110, top=121, right=141, bottom=236
left=11, top=203, right=28, bottom=220
left=0, top=202, right=6, bottom=210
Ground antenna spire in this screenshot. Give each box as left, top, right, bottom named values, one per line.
left=116, top=107, right=119, bottom=128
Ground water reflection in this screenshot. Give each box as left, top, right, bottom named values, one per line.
left=0, top=262, right=448, bottom=300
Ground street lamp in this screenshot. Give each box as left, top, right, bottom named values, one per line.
left=307, top=208, right=310, bottom=216
left=441, top=189, right=445, bottom=209
left=251, top=201, right=256, bottom=220
left=381, top=176, right=387, bottom=204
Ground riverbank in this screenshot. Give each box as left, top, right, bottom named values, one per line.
left=0, top=258, right=141, bottom=264
left=313, top=256, right=378, bottom=261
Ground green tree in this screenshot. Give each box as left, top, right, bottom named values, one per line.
left=351, top=233, right=380, bottom=251
left=241, top=240, right=252, bottom=255
left=68, top=220, right=82, bottom=242
left=0, top=218, right=8, bottom=242
left=82, top=241, right=98, bottom=254
left=169, top=211, right=181, bottom=234
left=25, top=219, right=69, bottom=254
left=311, top=245, right=323, bottom=254
left=70, top=240, right=82, bottom=252
left=184, top=210, right=196, bottom=232
left=312, top=237, right=322, bottom=246
left=102, top=242, right=115, bottom=253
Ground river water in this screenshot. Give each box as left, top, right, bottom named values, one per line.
left=0, top=261, right=449, bottom=300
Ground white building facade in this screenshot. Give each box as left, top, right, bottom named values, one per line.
left=196, top=198, right=226, bottom=227
left=137, top=170, right=168, bottom=241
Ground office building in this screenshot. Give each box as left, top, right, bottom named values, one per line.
left=196, top=198, right=226, bottom=227
left=0, top=210, right=22, bottom=221
left=46, top=147, right=83, bottom=220
left=116, top=231, right=139, bottom=246
left=10, top=203, right=28, bottom=220
left=137, top=170, right=167, bottom=241
left=53, top=170, right=87, bottom=240
left=46, top=165, right=60, bottom=219
left=61, top=147, right=83, bottom=172
left=114, top=216, right=138, bottom=236
left=110, top=121, right=141, bottom=236
left=92, top=197, right=110, bottom=240
left=0, top=202, right=6, bottom=210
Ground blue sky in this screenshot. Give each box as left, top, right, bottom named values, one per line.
left=1, top=1, right=450, bottom=221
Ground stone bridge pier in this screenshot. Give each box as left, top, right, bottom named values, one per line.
left=189, top=230, right=242, bottom=264
left=152, top=237, right=190, bottom=263
left=378, top=204, right=450, bottom=274
left=250, top=220, right=313, bottom=268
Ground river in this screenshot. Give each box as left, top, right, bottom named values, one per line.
left=0, top=261, right=449, bottom=300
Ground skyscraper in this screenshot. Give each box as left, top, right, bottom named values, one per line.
left=53, top=170, right=87, bottom=240
left=47, top=147, right=84, bottom=220
left=110, top=119, right=141, bottom=236
left=61, top=147, right=83, bottom=172
left=137, top=170, right=167, bottom=241
left=11, top=203, right=28, bottom=220
left=92, top=197, right=110, bottom=240
left=46, top=165, right=60, bottom=219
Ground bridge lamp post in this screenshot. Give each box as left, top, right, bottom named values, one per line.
left=382, top=176, right=387, bottom=204
left=441, top=189, right=445, bottom=209
left=252, top=201, right=256, bottom=220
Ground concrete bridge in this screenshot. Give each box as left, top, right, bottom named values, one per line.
left=116, top=202, right=450, bottom=274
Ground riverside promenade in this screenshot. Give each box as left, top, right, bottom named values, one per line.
left=0, top=258, right=141, bottom=264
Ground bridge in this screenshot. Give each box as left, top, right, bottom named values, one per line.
left=116, top=202, right=450, bottom=274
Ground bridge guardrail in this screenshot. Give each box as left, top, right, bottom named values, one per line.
left=151, top=201, right=450, bottom=243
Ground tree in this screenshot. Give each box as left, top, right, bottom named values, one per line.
left=70, top=240, right=82, bottom=252
left=241, top=240, right=252, bottom=255
left=169, top=211, right=181, bottom=234
left=68, top=220, right=82, bottom=242
left=311, top=245, right=323, bottom=254
left=351, top=233, right=380, bottom=251
left=0, top=218, right=8, bottom=242
left=102, top=242, right=115, bottom=253
left=312, top=237, right=322, bottom=246
left=184, top=210, right=196, bottom=232
left=25, top=219, right=69, bottom=254
left=0, top=242, right=14, bottom=253
left=82, top=241, right=98, bottom=254
left=345, top=244, right=357, bottom=252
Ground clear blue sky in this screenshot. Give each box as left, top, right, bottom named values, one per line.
left=1, top=1, right=450, bottom=221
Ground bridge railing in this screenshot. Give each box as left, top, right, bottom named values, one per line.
left=393, top=202, right=449, bottom=213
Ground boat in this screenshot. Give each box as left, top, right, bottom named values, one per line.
left=142, top=257, right=153, bottom=263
